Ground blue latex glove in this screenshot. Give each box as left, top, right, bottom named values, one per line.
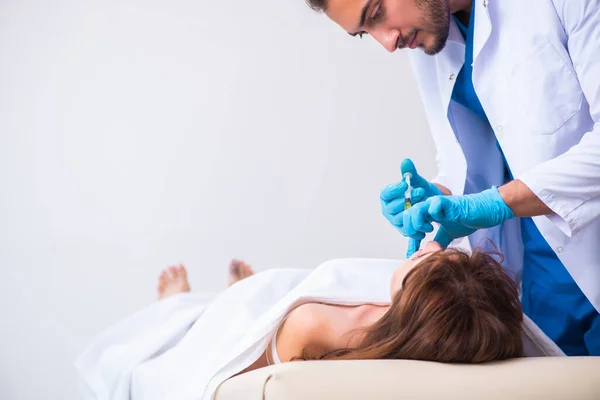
left=428, top=186, right=515, bottom=229
left=398, top=201, right=476, bottom=249
left=380, top=158, right=443, bottom=257
left=400, top=186, right=515, bottom=249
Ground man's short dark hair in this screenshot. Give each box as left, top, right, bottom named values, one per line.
left=306, top=0, right=327, bottom=12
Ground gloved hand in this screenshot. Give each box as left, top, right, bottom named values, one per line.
left=398, top=200, right=476, bottom=249
left=428, top=186, right=514, bottom=229
left=399, top=186, right=515, bottom=249
left=380, top=158, right=443, bottom=257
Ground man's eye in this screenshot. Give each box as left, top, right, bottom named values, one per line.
left=372, top=6, right=382, bottom=21
left=349, top=31, right=369, bottom=39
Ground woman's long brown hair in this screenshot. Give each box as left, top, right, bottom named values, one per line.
left=300, top=249, right=523, bottom=363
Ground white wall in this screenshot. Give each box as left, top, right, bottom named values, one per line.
left=0, top=0, right=435, bottom=398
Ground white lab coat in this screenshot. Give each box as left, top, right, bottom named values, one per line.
left=407, top=0, right=600, bottom=312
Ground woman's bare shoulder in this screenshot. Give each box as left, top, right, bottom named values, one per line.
left=276, top=303, right=336, bottom=362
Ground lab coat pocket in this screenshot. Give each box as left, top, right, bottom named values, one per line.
left=509, top=39, right=583, bottom=135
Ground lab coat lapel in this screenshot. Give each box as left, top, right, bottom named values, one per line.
left=472, top=0, right=492, bottom=65
left=437, top=20, right=465, bottom=115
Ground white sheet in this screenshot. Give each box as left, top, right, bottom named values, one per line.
left=75, top=258, right=564, bottom=400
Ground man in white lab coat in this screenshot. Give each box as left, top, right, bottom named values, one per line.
left=307, top=0, right=600, bottom=355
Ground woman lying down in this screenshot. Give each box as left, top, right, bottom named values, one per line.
left=76, top=242, right=563, bottom=400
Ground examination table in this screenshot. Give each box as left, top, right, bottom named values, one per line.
left=216, top=357, right=600, bottom=399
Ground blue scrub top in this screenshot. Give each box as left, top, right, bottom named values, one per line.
left=450, top=6, right=599, bottom=355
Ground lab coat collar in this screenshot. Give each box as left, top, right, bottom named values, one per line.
left=447, top=16, right=466, bottom=45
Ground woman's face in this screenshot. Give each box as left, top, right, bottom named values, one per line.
left=390, top=241, right=443, bottom=297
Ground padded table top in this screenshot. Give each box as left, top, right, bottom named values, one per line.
left=216, top=357, right=600, bottom=400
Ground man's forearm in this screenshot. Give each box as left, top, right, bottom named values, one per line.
left=498, top=179, right=553, bottom=217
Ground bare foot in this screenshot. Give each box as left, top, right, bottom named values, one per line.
left=228, top=259, right=255, bottom=286
left=157, top=264, right=191, bottom=300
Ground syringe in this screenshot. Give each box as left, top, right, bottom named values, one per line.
left=403, top=172, right=413, bottom=210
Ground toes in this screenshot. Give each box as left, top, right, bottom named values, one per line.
left=157, top=271, right=168, bottom=296
left=158, top=264, right=190, bottom=299
left=229, top=259, right=241, bottom=276
left=158, top=271, right=168, bottom=286
left=168, top=266, right=179, bottom=281
left=178, top=264, right=187, bottom=279
left=228, top=259, right=255, bottom=286
left=238, top=261, right=254, bottom=278
left=242, top=267, right=252, bottom=279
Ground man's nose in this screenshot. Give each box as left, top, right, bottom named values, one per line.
left=370, top=29, right=400, bottom=53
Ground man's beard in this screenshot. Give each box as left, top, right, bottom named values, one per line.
left=415, top=0, right=451, bottom=55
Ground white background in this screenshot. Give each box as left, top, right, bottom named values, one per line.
left=0, top=0, right=435, bottom=398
